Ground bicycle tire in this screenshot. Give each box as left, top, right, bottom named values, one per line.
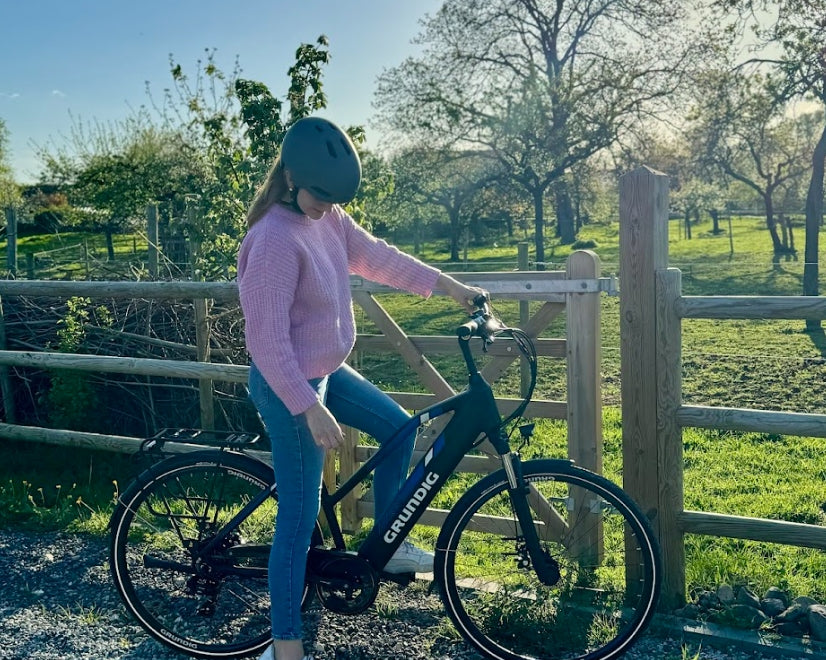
left=435, top=459, right=660, bottom=660
left=110, top=450, right=322, bottom=659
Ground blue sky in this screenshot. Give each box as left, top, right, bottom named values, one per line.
left=0, top=0, right=442, bottom=183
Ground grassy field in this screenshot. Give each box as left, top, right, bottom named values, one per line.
left=3, top=214, right=826, bottom=605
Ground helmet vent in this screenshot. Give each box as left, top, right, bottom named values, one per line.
left=326, top=141, right=338, bottom=158
left=339, top=138, right=352, bottom=156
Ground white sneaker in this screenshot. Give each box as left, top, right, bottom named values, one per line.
left=258, top=647, right=313, bottom=660
left=383, top=541, right=434, bottom=574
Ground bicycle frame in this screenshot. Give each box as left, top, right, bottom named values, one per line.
left=321, top=333, right=538, bottom=573
left=190, top=333, right=544, bottom=578
left=326, top=371, right=500, bottom=566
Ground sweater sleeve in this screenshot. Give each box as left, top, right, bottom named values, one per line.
left=238, top=226, right=320, bottom=415
left=339, top=208, right=440, bottom=296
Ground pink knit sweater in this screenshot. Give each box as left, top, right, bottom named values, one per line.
left=237, top=203, right=441, bottom=415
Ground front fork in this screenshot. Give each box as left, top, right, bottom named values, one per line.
left=501, top=451, right=561, bottom=586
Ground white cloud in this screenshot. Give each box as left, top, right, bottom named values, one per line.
left=0, top=92, right=20, bottom=99
left=51, top=89, right=66, bottom=97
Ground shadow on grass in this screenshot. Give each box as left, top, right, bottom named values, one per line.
left=804, top=325, right=826, bottom=358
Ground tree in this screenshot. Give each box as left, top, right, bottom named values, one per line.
left=38, top=112, right=204, bottom=263
left=688, top=70, right=813, bottom=253
left=389, top=148, right=503, bottom=261
left=0, top=118, right=21, bottom=209
left=350, top=149, right=394, bottom=232
left=36, top=37, right=385, bottom=280
left=375, top=0, right=706, bottom=267
left=714, top=0, right=826, bottom=321
left=154, top=38, right=381, bottom=277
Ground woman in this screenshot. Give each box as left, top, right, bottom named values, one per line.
left=237, top=116, right=485, bottom=660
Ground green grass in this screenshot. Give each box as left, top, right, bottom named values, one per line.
left=5, top=230, right=155, bottom=279
left=0, top=441, right=130, bottom=532
left=4, top=215, right=826, bottom=608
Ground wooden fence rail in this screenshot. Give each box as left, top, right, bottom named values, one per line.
left=0, top=255, right=610, bottom=535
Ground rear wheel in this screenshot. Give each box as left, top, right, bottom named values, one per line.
left=109, top=450, right=322, bottom=659
left=435, top=459, right=660, bottom=660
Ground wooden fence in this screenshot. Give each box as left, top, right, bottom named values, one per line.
left=9, top=170, right=817, bottom=613
left=0, top=252, right=611, bottom=534
left=619, top=166, right=826, bottom=611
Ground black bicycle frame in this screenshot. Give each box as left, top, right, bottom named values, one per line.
left=191, top=335, right=543, bottom=576
left=324, top=366, right=508, bottom=570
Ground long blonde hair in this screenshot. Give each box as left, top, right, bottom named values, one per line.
left=246, top=157, right=290, bottom=228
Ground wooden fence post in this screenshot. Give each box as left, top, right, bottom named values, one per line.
left=565, top=250, right=603, bottom=564
left=146, top=204, right=158, bottom=279
left=82, top=241, right=90, bottom=280
left=0, top=295, right=15, bottom=423
left=518, top=242, right=531, bottom=397
left=618, top=166, right=680, bottom=608
left=5, top=207, right=17, bottom=277
left=338, top=426, right=362, bottom=533
left=194, top=297, right=214, bottom=430
left=565, top=250, right=602, bottom=474
left=188, top=204, right=214, bottom=431
left=656, top=267, right=686, bottom=609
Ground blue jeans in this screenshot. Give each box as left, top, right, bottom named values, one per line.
left=248, top=362, right=414, bottom=640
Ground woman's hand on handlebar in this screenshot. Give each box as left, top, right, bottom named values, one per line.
left=437, top=273, right=488, bottom=313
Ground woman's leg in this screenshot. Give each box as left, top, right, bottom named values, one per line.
left=324, top=363, right=414, bottom=522
left=248, top=364, right=326, bottom=646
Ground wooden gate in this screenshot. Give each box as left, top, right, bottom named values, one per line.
left=332, top=251, right=610, bottom=532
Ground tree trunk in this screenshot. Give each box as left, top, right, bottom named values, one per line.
left=710, top=208, right=721, bottom=234
left=555, top=182, right=576, bottom=244
left=764, top=195, right=784, bottom=254
left=105, top=226, right=116, bottom=261
left=449, top=208, right=461, bottom=262
left=803, top=122, right=826, bottom=331
left=533, top=190, right=546, bottom=271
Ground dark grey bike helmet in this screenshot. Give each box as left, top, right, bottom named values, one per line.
left=281, top=117, right=362, bottom=204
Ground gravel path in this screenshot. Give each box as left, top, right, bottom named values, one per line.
left=0, top=530, right=812, bottom=660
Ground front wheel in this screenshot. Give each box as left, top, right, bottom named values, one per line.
left=435, top=459, right=660, bottom=660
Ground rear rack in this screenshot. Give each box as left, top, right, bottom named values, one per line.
left=140, top=428, right=260, bottom=453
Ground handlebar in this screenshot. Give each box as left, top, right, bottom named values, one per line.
left=456, top=294, right=503, bottom=343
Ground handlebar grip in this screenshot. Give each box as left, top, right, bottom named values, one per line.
left=457, top=318, right=480, bottom=339
left=472, top=293, right=489, bottom=308
left=457, top=295, right=494, bottom=339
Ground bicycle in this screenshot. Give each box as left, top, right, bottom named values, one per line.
left=109, top=295, right=661, bottom=660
